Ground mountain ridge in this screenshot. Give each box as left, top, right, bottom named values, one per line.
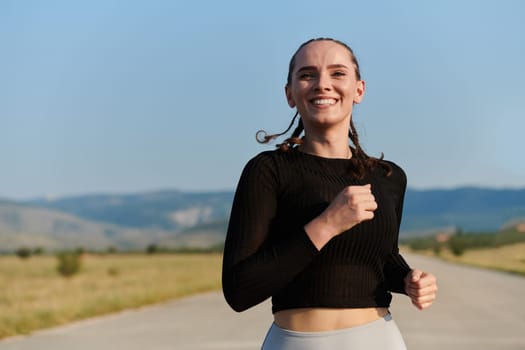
left=28, top=190, right=234, bottom=231
left=0, top=186, right=523, bottom=251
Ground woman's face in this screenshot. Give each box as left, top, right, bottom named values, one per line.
left=285, top=40, right=365, bottom=131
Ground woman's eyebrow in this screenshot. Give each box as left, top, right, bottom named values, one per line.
left=296, top=66, right=317, bottom=73
left=296, top=64, right=350, bottom=73
left=327, top=64, right=350, bottom=70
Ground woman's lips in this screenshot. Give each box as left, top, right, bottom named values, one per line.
left=311, top=98, right=337, bottom=106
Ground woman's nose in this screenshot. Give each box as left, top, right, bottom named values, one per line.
left=314, top=72, right=331, bottom=91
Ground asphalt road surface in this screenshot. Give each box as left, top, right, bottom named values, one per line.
left=1, top=254, right=524, bottom=350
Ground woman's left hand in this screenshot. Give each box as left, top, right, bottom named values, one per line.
left=404, top=269, right=438, bottom=310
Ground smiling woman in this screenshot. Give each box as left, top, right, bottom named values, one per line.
left=222, top=37, right=438, bottom=350
left=257, top=38, right=385, bottom=181
left=285, top=41, right=364, bottom=135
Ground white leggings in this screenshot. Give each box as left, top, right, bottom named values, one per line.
left=261, top=313, right=408, bottom=350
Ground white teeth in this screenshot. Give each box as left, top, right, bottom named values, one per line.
left=312, top=99, right=336, bottom=105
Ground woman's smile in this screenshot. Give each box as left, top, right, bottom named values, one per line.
left=311, top=98, right=337, bottom=106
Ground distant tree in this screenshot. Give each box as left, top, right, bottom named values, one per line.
left=146, top=244, right=159, bottom=254
left=449, top=236, right=466, bottom=256
left=56, top=252, right=82, bottom=278
left=33, top=247, right=44, bottom=255
left=432, top=242, right=442, bottom=256
left=107, top=246, right=117, bottom=254
left=16, top=247, right=32, bottom=259
left=407, top=237, right=437, bottom=251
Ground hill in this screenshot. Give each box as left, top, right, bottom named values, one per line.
left=1, top=187, right=524, bottom=252
left=402, top=187, right=525, bottom=233
left=0, top=202, right=173, bottom=252
left=29, top=190, right=233, bottom=231
left=159, top=221, right=228, bottom=249
left=28, top=187, right=525, bottom=233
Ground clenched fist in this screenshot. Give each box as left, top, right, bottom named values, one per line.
left=404, top=269, right=438, bottom=310
left=305, top=184, right=377, bottom=250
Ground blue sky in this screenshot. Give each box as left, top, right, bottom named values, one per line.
left=1, top=0, right=524, bottom=200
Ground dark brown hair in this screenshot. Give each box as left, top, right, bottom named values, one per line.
left=256, top=37, right=391, bottom=178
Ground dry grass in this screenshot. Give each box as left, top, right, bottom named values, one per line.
left=7, top=243, right=521, bottom=340
left=0, top=253, right=222, bottom=339
left=401, top=242, right=525, bottom=276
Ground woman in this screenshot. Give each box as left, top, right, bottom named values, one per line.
left=222, top=37, right=437, bottom=349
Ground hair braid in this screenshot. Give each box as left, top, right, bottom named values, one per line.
left=256, top=112, right=305, bottom=151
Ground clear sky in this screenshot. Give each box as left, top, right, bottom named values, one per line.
left=1, top=0, right=524, bottom=200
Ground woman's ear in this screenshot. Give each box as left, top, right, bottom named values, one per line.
left=285, top=85, right=296, bottom=108
left=353, top=80, right=366, bottom=104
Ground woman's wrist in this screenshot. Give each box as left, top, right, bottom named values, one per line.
left=304, top=216, right=337, bottom=250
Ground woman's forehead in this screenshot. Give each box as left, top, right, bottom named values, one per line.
left=294, top=40, right=353, bottom=67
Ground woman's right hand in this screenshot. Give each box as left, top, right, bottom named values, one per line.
left=304, top=184, right=377, bottom=250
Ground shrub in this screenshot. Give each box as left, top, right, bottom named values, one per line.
left=146, top=244, right=159, bottom=254
left=33, top=247, right=44, bottom=255
left=449, top=236, right=466, bottom=256
left=407, top=237, right=437, bottom=251
left=16, top=247, right=32, bottom=259
left=432, top=243, right=442, bottom=256
left=56, top=252, right=82, bottom=278
left=107, top=267, right=119, bottom=277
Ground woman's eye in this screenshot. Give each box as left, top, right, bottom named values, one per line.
left=332, top=71, right=346, bottom=77
left=299, top=73, right=314, bottom=80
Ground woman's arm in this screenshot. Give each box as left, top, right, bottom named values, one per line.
left=382, top=162, right=438, bottom=306
left=383, top=162, right=412, bottom=294
left=222, top=153, right=319, bottom=312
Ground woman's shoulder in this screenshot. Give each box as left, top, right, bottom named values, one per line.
left=242, top=149, right=304, bottom=180
left=245, top=149, right=280, bottom=167
left=382, top=159, right=406, bottom=177
left=377, top=159, right=407, bottom=190
left=245, top=149, right=297, bottom=167
left=237, top=150, right=295, bottom=190
left=241, top=149, right=286, bottom=176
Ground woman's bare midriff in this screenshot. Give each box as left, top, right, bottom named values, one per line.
left=274, top=307, right=389, bottom=332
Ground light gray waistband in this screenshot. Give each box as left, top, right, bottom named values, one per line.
left=261, top=313, right=407, bottom=350
left=271, top=313, right=393, bottom=338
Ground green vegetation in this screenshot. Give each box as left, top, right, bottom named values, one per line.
left=56, top=252, right=83, bottom=278
left=143, top=243, right=224, bottom=254
left=401, top=228, right=525, bottom=276
left=448, top=235, right=467, bottom=256
left=403, top=242, right=525, bottom=277
left=402, top=229, right=525, bottom=255
left=16, top=247, right=32, bottom=259
left=146, top=244, right=159, bottom=254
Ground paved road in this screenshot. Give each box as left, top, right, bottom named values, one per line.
left=1, top=254, right=524, bottom=349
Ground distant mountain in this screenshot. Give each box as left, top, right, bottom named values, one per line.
left=1, top=187, right=523, bottom=252
left=26, top=187, right=525, bottom=233
left=0, top=202, right=174, bottom=252
left=402, top=187, right=525, bottom=233
left=158, top=221, right=228, bottom=249
left=28, top=190, right=233, bottom=232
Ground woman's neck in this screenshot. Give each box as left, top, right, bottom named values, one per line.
left=299, top=135, right=352, bottom=159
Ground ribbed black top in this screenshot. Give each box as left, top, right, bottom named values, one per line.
left=222, top=148, right=411, bottom=313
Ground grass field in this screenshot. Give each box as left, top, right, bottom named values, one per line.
left=0, top=253, right=222, bottom=339
left=2, top=244, right=524, bottom=340
left=401, top=242, right=525, bottom=276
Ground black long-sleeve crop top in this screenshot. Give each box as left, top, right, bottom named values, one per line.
left=222, top=148, right=411, bottom=313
